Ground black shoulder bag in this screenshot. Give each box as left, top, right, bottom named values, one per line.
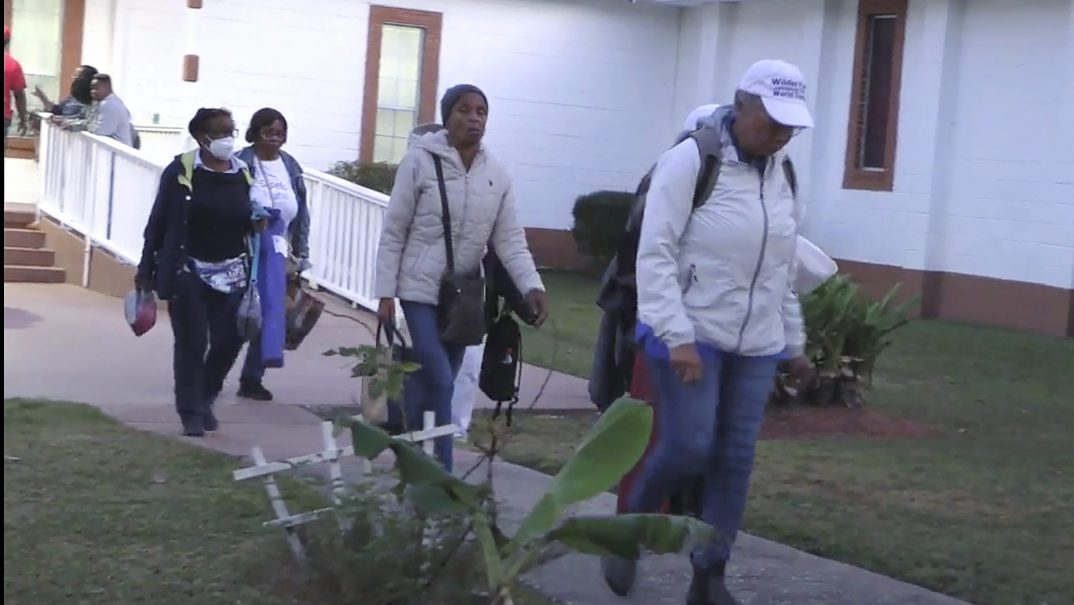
left=430, top=153, right=487, bottom=346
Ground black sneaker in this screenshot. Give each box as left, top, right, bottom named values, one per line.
left=182, top=417, right=205, bottom=438
left=203, top=409, right=219, bottom=432
left=237, top=381, right=273, bottom=401
left=686, top=565, right=738, bottom=605
left=601, top=556, right=637, bottom=597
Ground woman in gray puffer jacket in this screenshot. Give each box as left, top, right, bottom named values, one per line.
left=374, top=84, right=549, bottom=471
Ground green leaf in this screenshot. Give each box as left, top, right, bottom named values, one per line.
left=473, top=512, right=504, bottom=589
left=509, top=399, right=653, bottom=550
left=405, top=484, right=469, bottom=516
left=347, top=419, right=481, bottom=508
left=546, top=513, right=718, bottom=560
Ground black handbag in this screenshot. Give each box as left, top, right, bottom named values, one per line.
left=430, top=153, right=486, bottom=346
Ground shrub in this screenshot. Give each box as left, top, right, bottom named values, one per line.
left=328, top=161, right=399, bottom=195
left=571, top=190, right=635, bottom=267
left=771, top=275, right=920, bottom=407
left=302, top=485, right=483, bottom=605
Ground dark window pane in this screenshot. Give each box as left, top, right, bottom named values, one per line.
left=858, top=15, right=897, bottom=170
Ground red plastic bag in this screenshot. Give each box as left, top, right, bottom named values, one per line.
left=124, top=289, right=157, bottom=337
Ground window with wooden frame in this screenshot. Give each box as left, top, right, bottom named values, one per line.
left=360, top=6, right=442, bottom=164
left=843, top=0, right=907, bottom=191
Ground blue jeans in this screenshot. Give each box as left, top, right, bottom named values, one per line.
left=401, top=301, right=466, bottom=471
left=624, top=349, right=778, bottom=570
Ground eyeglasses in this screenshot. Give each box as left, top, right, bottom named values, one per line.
left=259, top=127, right=286, bottom=140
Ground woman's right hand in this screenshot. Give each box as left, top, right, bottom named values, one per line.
left=377, top=297, right=396, bottom=327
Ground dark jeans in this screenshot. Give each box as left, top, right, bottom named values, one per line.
left=400, top=300, right=466, bottom=471
left=624, top=349, right=778, bottom=570
left=168, top=272, right=245, bottom=422
left=240, top=337, right=265, bottom=384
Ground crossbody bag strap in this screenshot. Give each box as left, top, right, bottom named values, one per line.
left=430, top=152, right=455, bottom=273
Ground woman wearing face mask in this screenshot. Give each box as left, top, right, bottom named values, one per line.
left=136, top=107, right=266, bottom=437
left=233, top=107, right=310, bottom=401
left=374, top=84, right=550, bottom=471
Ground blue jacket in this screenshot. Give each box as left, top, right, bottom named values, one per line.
left=136, top=151, right=260, bottom=300
left=236, top=147, right=310, bottom=260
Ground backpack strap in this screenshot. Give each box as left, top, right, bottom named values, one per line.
left=688, top=124, right=724, bottom=209
left=782, top=156, right=799, bottom=200
left=177, top=150, right=197, bottom=192
left=177, top=150, right=254, bottom=192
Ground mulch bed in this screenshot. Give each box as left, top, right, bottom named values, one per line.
left=761, top=405, right=933, bottom=440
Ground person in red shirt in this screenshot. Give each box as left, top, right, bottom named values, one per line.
left=4, top=26, right=29, bottom=151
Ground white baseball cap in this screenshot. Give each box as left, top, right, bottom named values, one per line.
left=738, top=59, right=814, bottom=129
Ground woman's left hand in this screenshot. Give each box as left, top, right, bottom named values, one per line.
left=253, top=217, right=268, bottom=233
left=524, top=289, right=550, bottom=328
left=787, top=355, right=815, bottom=385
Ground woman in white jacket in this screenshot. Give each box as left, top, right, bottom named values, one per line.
left=621, top=61, right=816, bottom=605
left=374, top=84, right=549, bottom=471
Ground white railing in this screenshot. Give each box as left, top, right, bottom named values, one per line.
left=38, top=118, right=164, bottom=270
left=303, top=172, right=389, bottom=311
left=36, top=117, right=388, bottom=313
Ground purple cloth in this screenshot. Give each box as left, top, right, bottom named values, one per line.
left=635, top=322, right=787, bottom=362
left=256, top=208, right=287, bottom=369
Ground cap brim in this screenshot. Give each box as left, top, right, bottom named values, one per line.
left=762, top=97, right=814, bottom=129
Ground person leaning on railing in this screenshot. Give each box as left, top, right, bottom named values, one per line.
left=36, top=64, right=97, bottom=119
left=135, top=107, right=268, bottom=438
left=234, top=107, right=311, bottom=402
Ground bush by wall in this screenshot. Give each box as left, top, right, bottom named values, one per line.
left=328, top=161, right=399, bottom=195
left=571, top=190, right=635, bottom=267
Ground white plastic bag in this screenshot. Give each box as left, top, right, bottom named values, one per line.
left=794, top=236, right=838, bottom=295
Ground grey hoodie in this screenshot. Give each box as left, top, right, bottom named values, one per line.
left=374, top=129, right=543, bottom=305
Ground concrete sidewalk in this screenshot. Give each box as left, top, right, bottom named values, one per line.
left=3, top=282, right=972, bottom=605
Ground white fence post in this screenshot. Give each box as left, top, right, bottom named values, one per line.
left=233, top=416, right=460, bottom=561
left=250, top=446, right=307, bottom=561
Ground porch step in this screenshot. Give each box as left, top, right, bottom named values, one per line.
left=4, top=247, right=55, bottom=267
left=4, top=209, right=36, bottom=229
left=4, top=228, right=46, bottom=249
left=4, top=265, right=66, bottom=284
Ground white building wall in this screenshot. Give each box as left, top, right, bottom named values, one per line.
left=677, top=0, right=1074, bottom=291
left=91, top=0, right=681, bottom=230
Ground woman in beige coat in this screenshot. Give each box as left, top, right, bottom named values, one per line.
left=374, top=84, right=549, bottom=470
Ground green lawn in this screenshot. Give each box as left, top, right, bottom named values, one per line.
left=3, top=400, right=303, bottom=605
left=3, top=400, right=560, bottom=605
left=487, top=272, right=1074, bottom=605
left=521, top=271, right=604, bottom=377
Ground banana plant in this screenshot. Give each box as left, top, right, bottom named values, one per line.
left=346, top=398, right=716, bottom=605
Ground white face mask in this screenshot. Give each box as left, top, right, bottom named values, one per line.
left=204, top=136, right=235, bottom=161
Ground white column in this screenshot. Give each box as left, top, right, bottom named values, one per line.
left=919, top=0, right=966, bottom=277
left=1063, top=1, right=1074, bottom=291
left=670, top=3, right=729, bottom=127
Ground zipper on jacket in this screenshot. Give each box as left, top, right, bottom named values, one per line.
left=735, top=163, right=769, bottom=352
left=683, top=263, right=698, bottom=295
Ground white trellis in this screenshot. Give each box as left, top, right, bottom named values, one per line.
left=232, top=411, right=460, bottom=560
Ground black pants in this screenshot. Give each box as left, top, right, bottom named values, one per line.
left=168, top=272, right=245, bottom=421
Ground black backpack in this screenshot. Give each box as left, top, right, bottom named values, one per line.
left=480, top=312, right=523, bottom=425
left=587, top=107, right=798, bottom=411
